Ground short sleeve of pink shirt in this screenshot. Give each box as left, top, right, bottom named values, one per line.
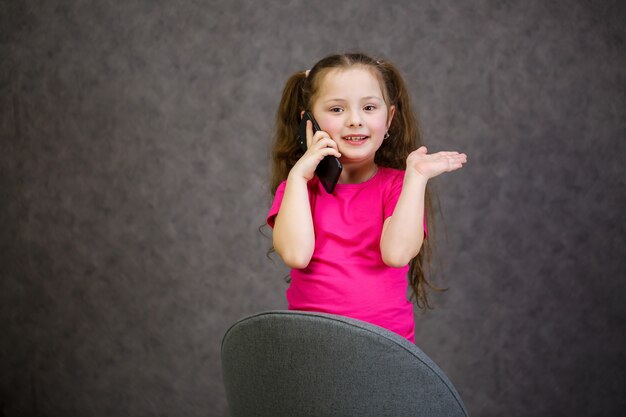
left=266, top=167, right=427, bottom=342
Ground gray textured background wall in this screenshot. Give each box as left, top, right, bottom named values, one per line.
left=1, top=0, right=624, bottom=416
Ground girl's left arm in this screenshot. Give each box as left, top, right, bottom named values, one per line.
left=380, top=146, right=467, bottom=267
left=380, top=173, right=428, bottom=267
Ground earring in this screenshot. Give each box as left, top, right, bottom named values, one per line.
left=384, top=132, right=390, bottom=140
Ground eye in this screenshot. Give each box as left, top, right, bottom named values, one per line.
left=329, top=107, right=344, bottom=113
left=363, top=105, right=377, bottom=111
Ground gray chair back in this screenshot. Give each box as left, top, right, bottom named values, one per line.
left=221, top=310, right=469, bottom=417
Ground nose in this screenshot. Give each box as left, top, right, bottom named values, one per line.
left=347, top=111, right=363, bottom=127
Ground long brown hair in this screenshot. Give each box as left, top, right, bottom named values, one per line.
left=270, top=52, right=443, bottom=308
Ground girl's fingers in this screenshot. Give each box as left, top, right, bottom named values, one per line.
left=307, top=144, right=341, bottom=160
left=423, top=150, right=466, bottom=158
left=306, top=122, right=333, bottom=147
left=311, top=136, right=338, bottom=151
left=312, top=130, right=332, bottom=143
left=304, top=136, right=341, bottom=159
left=306, top=120, right=315, bottom=148
left=448, top=156, right=468, bottom=169
left=320, top=147, right=341, bottom=158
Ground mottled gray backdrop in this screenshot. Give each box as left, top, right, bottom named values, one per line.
left=1, top=0, right=624, bottom=416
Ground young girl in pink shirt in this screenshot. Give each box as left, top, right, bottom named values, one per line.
left=267, top=53, right=467, bottom=342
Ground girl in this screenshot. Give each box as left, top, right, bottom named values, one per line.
left=266, top=53, right=467, bottom=342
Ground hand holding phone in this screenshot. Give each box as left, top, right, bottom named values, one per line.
left=297, top=111, right=343, bottom=194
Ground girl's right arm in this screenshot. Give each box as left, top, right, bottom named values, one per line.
left=273, top=121, right=341, bottom=269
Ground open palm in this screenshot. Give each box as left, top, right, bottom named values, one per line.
left=406, top=146, right=467, bottom=179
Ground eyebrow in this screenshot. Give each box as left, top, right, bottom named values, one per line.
left=324, top=96, right=384, bottom=103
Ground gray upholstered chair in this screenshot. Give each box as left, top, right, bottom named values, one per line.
left=221, top=310, right=469, bottom=417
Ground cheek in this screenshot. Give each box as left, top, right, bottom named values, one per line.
left=372, top=116, right=389, bottom=133
left=317, top=116, right=342, bottom=135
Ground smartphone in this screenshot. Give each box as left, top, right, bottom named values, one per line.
left=297, top=111, right=343, bottom=194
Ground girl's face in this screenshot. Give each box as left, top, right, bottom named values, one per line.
left=311, top=67, right=395, bottom=167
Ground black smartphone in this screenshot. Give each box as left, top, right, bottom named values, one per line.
left=297, top=111, right=343, bottom=194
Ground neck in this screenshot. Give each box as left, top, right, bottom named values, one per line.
left=338, top=161, right=378, bottom=184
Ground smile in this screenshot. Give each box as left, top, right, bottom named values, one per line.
left=343, top=135, right=369, bottom=142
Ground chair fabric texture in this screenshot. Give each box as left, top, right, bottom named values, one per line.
left=221, top=310, right=469, bottom=417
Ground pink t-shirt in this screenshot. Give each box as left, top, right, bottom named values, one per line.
left=267, top=167, right=427, bottom=342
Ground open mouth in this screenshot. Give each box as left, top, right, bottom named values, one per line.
left=343, top=135, right=369, bottom=143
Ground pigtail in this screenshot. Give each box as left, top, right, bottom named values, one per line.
left=374, top=58, right=445, bottom=309
left=270, top=71, right=308, bottom=195
left=374, top=61, right=420, bottom=169
left=408, top=191, right=446, bottom=310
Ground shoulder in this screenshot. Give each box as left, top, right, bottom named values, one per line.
left=377, top=166, right=405, bottom=186
left=376, top=167, right=405, bottom=206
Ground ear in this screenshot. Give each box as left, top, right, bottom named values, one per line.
left=300, top=110, right=305, bottom=120
left=386, top=105, right=396, bottom=130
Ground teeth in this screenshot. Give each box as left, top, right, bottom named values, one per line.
left=345, top=136, right=366, bottom=141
